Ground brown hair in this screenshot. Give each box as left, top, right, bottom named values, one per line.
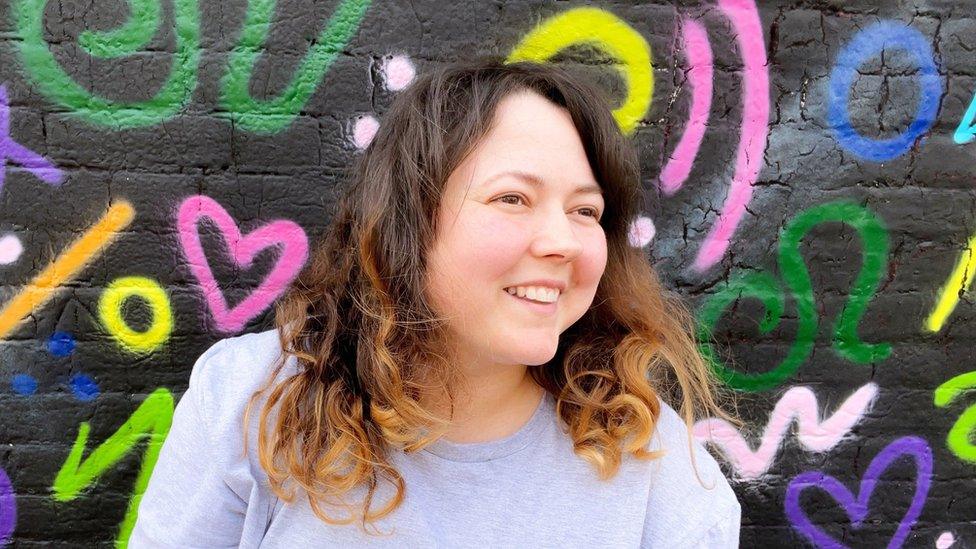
left=244, top=57, right=736, bottom=535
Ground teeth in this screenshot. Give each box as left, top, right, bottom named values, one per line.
left=504, top=285, right=560, bottom=303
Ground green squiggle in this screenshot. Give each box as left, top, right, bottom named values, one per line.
left=52, top=388, right=174, bottom=548
left=934, top=371, right=976, bottom=464
left=219, top=0, right=372, bottom=134
left=78, top=0, right=162, bottom=59
left=698, top=201, right=891, bottom=392
left=13, top=0, right=200, bottom=128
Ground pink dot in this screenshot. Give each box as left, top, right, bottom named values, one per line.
left=936, top=532, right=955, bottom=549
left=382, top=55, right=416, bottom=92
left=628, top=216, right=656, bottom=248
left=0, top=234, right=23, bottom=265
left=351, top=115, right=380, bottom=150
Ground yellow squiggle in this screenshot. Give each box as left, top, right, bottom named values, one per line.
left=926, top=234, right=976, bottom=333
left=99, top=276, right=173, bottom=353
left=0, top=201, right=135, bottom=340
left=506, top=7, right=653, bottom=135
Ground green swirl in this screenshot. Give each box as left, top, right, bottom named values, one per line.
left=78, top=0, right=161, bottom=59
left=13, top=0, right=200, bottom=128
left=698, top=201, right=891, bottom=392
left=219, top=0, right=372, bottom=134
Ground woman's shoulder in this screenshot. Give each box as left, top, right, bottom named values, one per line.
left=185, top=329, right=297, bottom=433
left=641, top=397, right=741, bottom=543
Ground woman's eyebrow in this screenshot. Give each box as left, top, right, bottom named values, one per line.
left=482, top=170, right=603, bottom=196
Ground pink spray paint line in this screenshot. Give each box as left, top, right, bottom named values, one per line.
left=692, top=0, right=770, bottom=271
left=658, top=18, right=713, bottom=195
left=693, top=382, right=878, bottom=480
left=0, top=84, right=63, bottom=196
left=177, top=195, right=309, bottom=334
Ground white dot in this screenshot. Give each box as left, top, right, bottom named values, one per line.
left=936, top=532, right=955, bottom=549
left=628, top=216, right=656, bottom=248
left=382, top=54, right=416, bottom=91
left=0, top=233, right=23, bottom=265
left=350, top=114, right=380, bottom=150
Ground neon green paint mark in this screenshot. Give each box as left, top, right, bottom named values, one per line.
left=506, top=7, right=653, bottom=135
left=52, top=388, right=174, bottom=548
left=219, top=0, right=372, bottom=134
left=935, top=371, right=976, bottom=464
left=698, top=201, right=891, bottom=391
left=13, top=0, right=200, bottom=128
left=77, top=0, right=161, bottom=59
left=925, top=233, right=976, bottom=333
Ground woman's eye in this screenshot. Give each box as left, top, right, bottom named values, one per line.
left=496, top=194, right=525, bottom=206
left=577, top=207, right=601, bottom=220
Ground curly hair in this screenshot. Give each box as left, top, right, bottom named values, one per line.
left=243, top=57, right=736, bottom=535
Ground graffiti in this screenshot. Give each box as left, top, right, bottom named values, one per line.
left=698, top=201, right=891, bottom=391
left=11, top=373, right=36, bottom=396
left=220, top=0, right=372, bottom=134
left=99, top=276, right=174, bottom=354
left=694, top=383, right=878, bottom=480
left=69, top=373, right=100, bottom=402
left=12, top=0, right=199, bottom=129
left=381, top=54, right=416, bottom=92
left=53, top=388, right=174, bottom=549
left=13, top=0, right=370, bottom=133
left=628, top=216, right=656, bottom=248
left=0, top=85, right=62, bottom=196
left=0, top=234, right=22, bottom=265
left=785, top=436, right=933, bottom=549
left=0, top=467, right=14, bottom=545
left=506, top=7, right=652, bottom=135
left=691, top=0, right=770, bottom=272
left=658, top=17, right=712, bottom=196
left=954, top=90, right=976, bottom=145
left=937, top=532, right=957, bottom=548
left=925, top=239, right=976, bottom=333
left=0, top=201, right=134, bottom=340
left=76, top=0, right=161, bottom=59
left=827, top=22, right=941, bottom=162
left=934, top=371, right=976, bottom=464
left=176, top=195, right=309, bottom=334
left=46, top=331, right=76, bottom=357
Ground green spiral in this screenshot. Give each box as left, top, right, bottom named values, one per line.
left=698, top=201, right=891, bottom=392
left=13, top=0, right=200, bottom=128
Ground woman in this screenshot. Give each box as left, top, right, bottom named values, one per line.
left=131, top=58, right=741, bottom=547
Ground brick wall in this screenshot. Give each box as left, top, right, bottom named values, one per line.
left=0, top=0, right=973, bottom=546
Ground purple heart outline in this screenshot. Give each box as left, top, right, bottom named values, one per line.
left=785, top=436, right=933, bottom=549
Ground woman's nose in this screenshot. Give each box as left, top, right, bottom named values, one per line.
left=530, top=207, right=584, bottom=260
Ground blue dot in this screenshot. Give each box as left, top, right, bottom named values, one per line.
left=47, top=331, right=76, bottom=357
left=69, top=373, right=99, bottom=402
left=12, top=374, right=37, bottom=396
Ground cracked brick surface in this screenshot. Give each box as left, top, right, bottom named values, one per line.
left=0, top=0, right=974, bottom=546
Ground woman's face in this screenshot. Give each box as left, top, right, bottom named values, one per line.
left=425, top=90, right=608, bottom=371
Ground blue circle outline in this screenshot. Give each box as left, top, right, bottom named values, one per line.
left=827, top=21, right=942, bottom=162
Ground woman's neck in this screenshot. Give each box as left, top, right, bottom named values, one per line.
left=422, top=365, right=546, bottom=444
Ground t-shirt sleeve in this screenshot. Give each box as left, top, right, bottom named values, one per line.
left=129, top=339, right=248, bottom=548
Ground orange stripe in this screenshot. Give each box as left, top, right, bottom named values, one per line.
left=0, top=201, right=135, bottom=339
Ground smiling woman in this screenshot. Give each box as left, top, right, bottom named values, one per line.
left=130, top=58, right=741, bottom=548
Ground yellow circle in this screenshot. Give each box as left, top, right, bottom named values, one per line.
left=99, top=276, right=173, bottom=353
left=506, top=7, right=653, bottom=135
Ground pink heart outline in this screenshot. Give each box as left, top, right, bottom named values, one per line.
left=177, top=195, right=309, bottom=334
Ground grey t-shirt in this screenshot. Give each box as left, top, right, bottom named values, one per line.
left=130, top=330, right=740, bottom=548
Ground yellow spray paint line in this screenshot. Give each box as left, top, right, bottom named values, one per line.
left=0, top=201, right=135, bottom=340
left=926, top=234, right=976, bottom=333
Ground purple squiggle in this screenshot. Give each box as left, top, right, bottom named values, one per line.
left=0, top=466, right=15, bottom=544
left=0, top=84, right=63, bottom=197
